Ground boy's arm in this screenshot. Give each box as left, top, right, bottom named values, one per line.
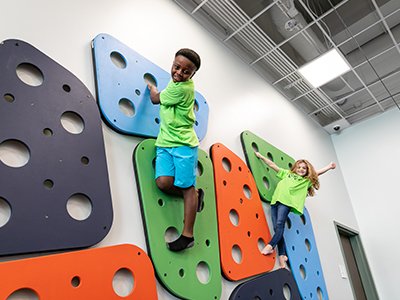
left=148, top=84, right=160, bottom=104
left=255, top=152, right=280, bottom=172
left=316, top=162, right=336, bottom=176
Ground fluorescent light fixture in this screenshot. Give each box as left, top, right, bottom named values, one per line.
left=298, top=49, right=350, bottom=88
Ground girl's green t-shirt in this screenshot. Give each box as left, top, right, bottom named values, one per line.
left=155, top=79, right=199, bottom=147
left=271, top=169, right=312, bottom=215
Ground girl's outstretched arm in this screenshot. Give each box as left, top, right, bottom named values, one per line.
left=316, top=162, right=336, bottom=176
left=255, top=152, right=280, bottom=172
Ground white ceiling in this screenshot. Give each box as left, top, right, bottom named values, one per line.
left=173, top=0, right=400, bottom=134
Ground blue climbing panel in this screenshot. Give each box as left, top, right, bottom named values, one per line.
left=284, top=208, right=329, bottom=300
left=91, top=33, right=209, bottom=140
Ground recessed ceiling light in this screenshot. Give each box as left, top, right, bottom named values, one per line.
left=298, top=49, right=351, bottom=88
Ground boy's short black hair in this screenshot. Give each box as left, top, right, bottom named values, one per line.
left=176, top=48, right=201, bottom=71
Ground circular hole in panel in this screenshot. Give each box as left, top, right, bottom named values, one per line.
left=112, top=268, right=134, bottom=297
left=257, top=238, right=267, bottom=253
left=222, top=157, right=231, bottom=172
left=283, top=284, right=292, bottom=300
left=63, top=84, right=71, bottom=93
left=16, top=63, right=44, bottom=86
left=292, top=245, right=295, bottom=251
left=267, top=152, right=273, bottom=161
left=300, top=264, right=307, bottom=280
left=7, top=288, right=39, bottom=300
left=4, top=93, right=15, bottom=103
left=66, top=193, right=92, bottom=221
left=247, top=231, right=251, bottom=237
left=251, top=142, right=259, bottom=152
left=300, top=214, right=306, bottom=225
left=269, top=288, right=274, bottom=295
left=81, top=156, right=89, bottom=165
left=158, top=198, right=164, bottom=206
left=43, top=179, right=54, bottom=189
left=317, top=287, right=324, bottom=300
left=110, top=51, right=127, bottom=69
left=164, top=227, right=179, bottom=243
left=135, top=89, right=141, bottom=96
left=193, top=100, right=199, bottom=112
left=286, top=218, right=292, bottom=229
left=243, top=184, right=251, bottom=199
left=238, top=166, right=242, bottom=172
left=232, top=245, right=242, bottom=264
left=0, top=140, right=30, bottom=168
left=223, top=180, right=227, bottom=186
left=196, top=161, right=203, bottom=176
left=205, top=239, right=211, bottom=247
left=143, top=73, right=157, bottom=86
left=296, top=229, right=300, bottom=235
left=0, top=197, right=11, bottom=228
left=194, top=120, right=198, bottom=126
left=288, top=162, right=293, bottom=169
left=179, top=268, right=185, bottom=277
left=196, top=261, right=210, bottom=284
left=71, top=276, right=80, bottom=287
left=262, top=176, right=270, bottom=190
left=43, top=128, right=53, bottom=136
left=60, top=111, right=84, bottom=134
left=119, top=98, right=135, bottom=117
left=305, top=238, right=312, bottom=252
left=317, top=270, right=320, bottom=276
left=229, top=209, right=239, bottom=226
left=155, top=118, right=160, bottom=124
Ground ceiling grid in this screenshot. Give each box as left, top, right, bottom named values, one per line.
left=174, top=0, right=400, bottom=133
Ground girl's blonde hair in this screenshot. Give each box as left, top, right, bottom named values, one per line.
left=291, top=159, right=320, bottom=196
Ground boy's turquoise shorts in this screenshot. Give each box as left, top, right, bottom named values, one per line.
left=155, top=146, right=198, bottom=188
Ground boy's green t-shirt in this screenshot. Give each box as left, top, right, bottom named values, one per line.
left=271, top=169, right=312, bottom=215
left=155, top=79, right=199, bottom=147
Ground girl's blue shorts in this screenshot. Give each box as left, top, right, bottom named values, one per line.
left=155, top=146, right=198, bottom=188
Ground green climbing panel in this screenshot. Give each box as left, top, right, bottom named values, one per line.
left=133, top=139, right=221, bottom=300
left=240, top=130, right=295, bottom=202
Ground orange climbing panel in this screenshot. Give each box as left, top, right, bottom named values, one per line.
left=211, top=143, right=275, bottom=281
left=0, top=244, right=158, bottom=299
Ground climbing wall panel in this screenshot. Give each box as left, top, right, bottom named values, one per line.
left=211, top=143, right=275, bottom=281
left=240, top=130, right=295, bottom=202
left=284, top=208, right=329, bottom=300
left=229, top=268, right=301, bottom=300
left=91, top=33, right=209, bottom=140
left=0, top=244, right=157, bottom=299
left=240, top=130, right=329, bottom=299
left=0, top=39, right=113, bottom=255
left=133, top=139, right=221, bottom=300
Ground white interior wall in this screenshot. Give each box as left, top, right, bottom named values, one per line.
left=1, top=0, right=363, bottom=299
left=332, top=107, right=400, bottom=300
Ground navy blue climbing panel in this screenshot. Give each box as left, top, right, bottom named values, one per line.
left=91, top=33, right=209, bottom=140
left=229, top=268, right=301, bottom=300
left=0, top=39, right=113, bottom=255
